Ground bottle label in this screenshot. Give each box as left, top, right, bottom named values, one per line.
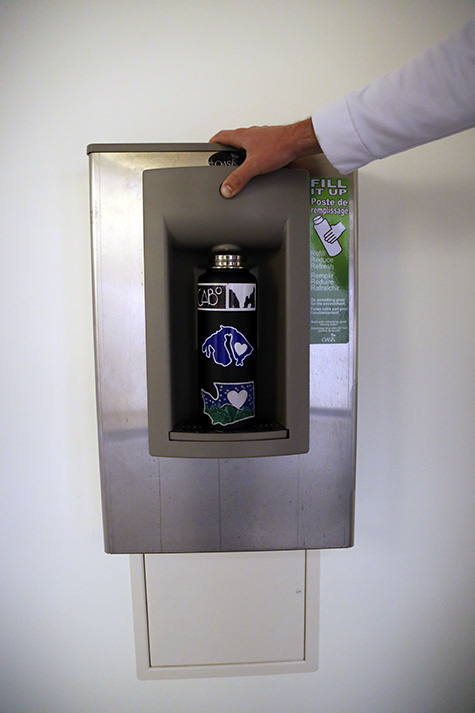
left=201, top=381, right=255, bottom=426
left=197, top=283, right=256, bottom=311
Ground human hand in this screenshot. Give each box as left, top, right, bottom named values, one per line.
left=209, top=118, right=321, bottom=198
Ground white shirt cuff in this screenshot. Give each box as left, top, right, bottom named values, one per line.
left=312, top=98, right=374, bottom=174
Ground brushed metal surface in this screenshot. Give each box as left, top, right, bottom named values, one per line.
left=89, top=145, right=357, bottom=553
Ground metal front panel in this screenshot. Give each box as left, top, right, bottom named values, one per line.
left=89, top=144, right=357, bottom=553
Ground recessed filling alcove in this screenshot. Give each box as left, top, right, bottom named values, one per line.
left=143, top=165, right=310, bottom=458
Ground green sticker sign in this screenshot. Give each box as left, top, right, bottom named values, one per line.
left=309, top=177, right=350, bottom=344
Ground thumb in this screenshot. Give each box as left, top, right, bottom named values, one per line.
left=220, top=161, right=257, bottom=198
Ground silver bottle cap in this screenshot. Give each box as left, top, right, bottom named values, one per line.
left=211, top=244, right=245, bottom=269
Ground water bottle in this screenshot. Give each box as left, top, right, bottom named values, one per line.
left=197, top=245, right=257, bottom=429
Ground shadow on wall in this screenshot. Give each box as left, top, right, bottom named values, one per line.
left=354, top=169, right=472, bottom=544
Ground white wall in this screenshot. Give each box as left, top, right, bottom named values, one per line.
left=1, top=1, right=474, bottom=711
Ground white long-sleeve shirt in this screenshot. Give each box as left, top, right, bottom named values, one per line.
left=312, top=19, right=475, bottom=174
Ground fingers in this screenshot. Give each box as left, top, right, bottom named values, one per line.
left=209, top=128, right=256, bottom=198
left=209, top=129, right=243, bottom=147
left=219, top=161, right=257, bottom=198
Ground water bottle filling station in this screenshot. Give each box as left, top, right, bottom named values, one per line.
left=87, top=143, right=357, bottom=553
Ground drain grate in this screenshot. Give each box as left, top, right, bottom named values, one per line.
left=173, top=419, right=285, bottom=434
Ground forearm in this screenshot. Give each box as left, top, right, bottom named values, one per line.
left=313, top=19, right=475, bottom=174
